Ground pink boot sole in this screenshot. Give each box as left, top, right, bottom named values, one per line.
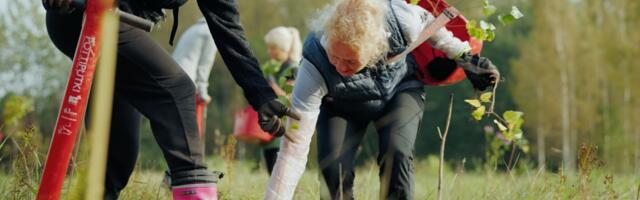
left=172, top=183, right=218, bottom=200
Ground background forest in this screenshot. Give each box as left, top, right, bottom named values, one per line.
left=0, top=0, right=638, bottom=199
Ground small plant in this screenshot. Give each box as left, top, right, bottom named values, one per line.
left=467, top=0, right=524, bottom=42
left=261, top=59, right=299, bottom=141
left=465, top=93, right=524, bottom=143
left=261, top=58, right=296, bottom=94
left=0, top=95, right=41, bottom=199
left=436, top=94, right=454, bottom=200
left=577, top=143, right=603, bottom=184
left=602, top=175, right=618, bottom=199
left=7, top=126, right=41, bottom=200
left=464, top=1, right=526, bottom=170
left=576, top=143, right=604, bottom=198
left=220, top=135, right=237, bottom=189
left=464, top=92, right=528, bottom=170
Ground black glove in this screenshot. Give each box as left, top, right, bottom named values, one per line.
left=257, top=100, right=301, bottom=137
left=456, top=52, right=500, bottom=91
left=43, top=0, right=75, bottom=13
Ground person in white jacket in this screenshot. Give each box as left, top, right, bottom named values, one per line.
left=172, top=17, right=217, bottom=104
left=264, top=0, right=499, bottom=199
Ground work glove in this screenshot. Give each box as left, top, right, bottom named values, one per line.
left=257, top=99, right=301, bottom=137
left=42, top=0, right=75, bottom=13
left=456, top=52, right=500, bottom=91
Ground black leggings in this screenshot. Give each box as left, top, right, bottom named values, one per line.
left=317, top=88, right=425, bottom=200
left=46, top=11, right=209, bottom=198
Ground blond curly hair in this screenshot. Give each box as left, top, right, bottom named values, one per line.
left=311, top=0, right=389, bottom=67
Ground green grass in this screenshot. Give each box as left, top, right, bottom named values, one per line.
left=1, top=156, right=639, bottom=199
left=116, top=157, right=639, bottom=200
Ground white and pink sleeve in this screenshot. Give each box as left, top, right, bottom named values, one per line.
left=264, top=59, right=326, bottom=200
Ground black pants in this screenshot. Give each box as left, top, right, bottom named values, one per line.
left=263, top=148, right=279, bottom=175
left=317, top=88, right=425, bottom=200
left=46, top=11, right=210, bottom=199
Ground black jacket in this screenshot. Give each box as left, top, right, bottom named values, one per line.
left=195, top=0, right=275, bottom=109
left=120, top=0, right=276, bottom=109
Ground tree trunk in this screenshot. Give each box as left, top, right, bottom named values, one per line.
left=568, top=39, right=578, bottom=174
left=560, top=67, right=573, bottom=172
left=555, top=29, right=575, bottom=173
left=636, top=105, right=640, bottom=175
left=599, top=58, right=610, bottom=170
left=536, top=87, right=546, bottom=170
left=623, top=67, right=632, bottom=172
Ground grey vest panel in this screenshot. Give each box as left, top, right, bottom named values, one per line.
left=303, top=6, right=422, bottom=115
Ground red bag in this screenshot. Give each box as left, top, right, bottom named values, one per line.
left=233, top=107, right=273, bottom=144
left=195, top=93, right=207, bottom=139
left=409, top=0, right=483, bottom=86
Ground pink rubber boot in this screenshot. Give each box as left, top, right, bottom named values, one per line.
left=172, top=183, right=218, bottom=200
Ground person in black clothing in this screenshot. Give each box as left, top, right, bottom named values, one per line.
left=43, top=0, right=299, bottom=199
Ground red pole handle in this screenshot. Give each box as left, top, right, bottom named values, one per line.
left=72, top=0, right=154, bottom=31
left=36, top=0, right=114, bottom=199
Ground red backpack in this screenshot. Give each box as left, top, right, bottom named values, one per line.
left=408, top=0, right=483, bottom=86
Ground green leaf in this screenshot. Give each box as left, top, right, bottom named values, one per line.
left=277, top=96, right=291, bottom=107
left=482, top=1, right=497, bottom=17
left=513, top=129, right=523, bottom=139
left=466, top=20, right=496, bottom=42
left=503, top=111, right=524, bottom=125
left=486, top=30, right=495, bottom=42
left=498, top=14, right=515, bottom=25
left=510, top=6, right=524, bottom=19
left=277, top=77, right=287, bottom=88
left=472, top=106, right=486, bottom=121
left=466, top=20, right=477, bottom=29
left=261, top=59, right=282, bottom=77
left=466, top=20, right=484, bottom=41
left=501, top=111, right=525, bottom=142
left=493, top=120, right=508, bottom=132
left=464, top=99, right=482, bottom=108
left=521, top=142, right=530, bottom=153
left=479, top=20, right=496, bottom=31
left=410, top=0, right=421, bottom=5
left=282, top=84, right=294, bottom=94
left=469, top=28, right=486, bottom=41
left=498, top=6, right=524, bottom=25
left=480, top=92, right=493, bottom=103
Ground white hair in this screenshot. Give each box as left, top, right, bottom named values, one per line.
left=264, top=26, right=303, bottom=63
left=310, top=0, right=389, bottom=67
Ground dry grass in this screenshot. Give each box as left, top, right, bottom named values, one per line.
left=1, top=157, right=639, bottom=199
left=0, top=137, right=638, bottom=200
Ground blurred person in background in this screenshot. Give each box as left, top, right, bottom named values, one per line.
left=260, top=26, right=302, bottom=174
left=172, top=17, right=217, bottom=137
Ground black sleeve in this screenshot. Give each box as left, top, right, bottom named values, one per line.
left=196, top=0, right=276, bottom=109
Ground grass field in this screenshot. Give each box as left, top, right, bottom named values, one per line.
left=2, top=156, right=637, bottom=199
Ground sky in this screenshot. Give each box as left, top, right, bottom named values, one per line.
left=0, top=0, right=70, bottom=98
